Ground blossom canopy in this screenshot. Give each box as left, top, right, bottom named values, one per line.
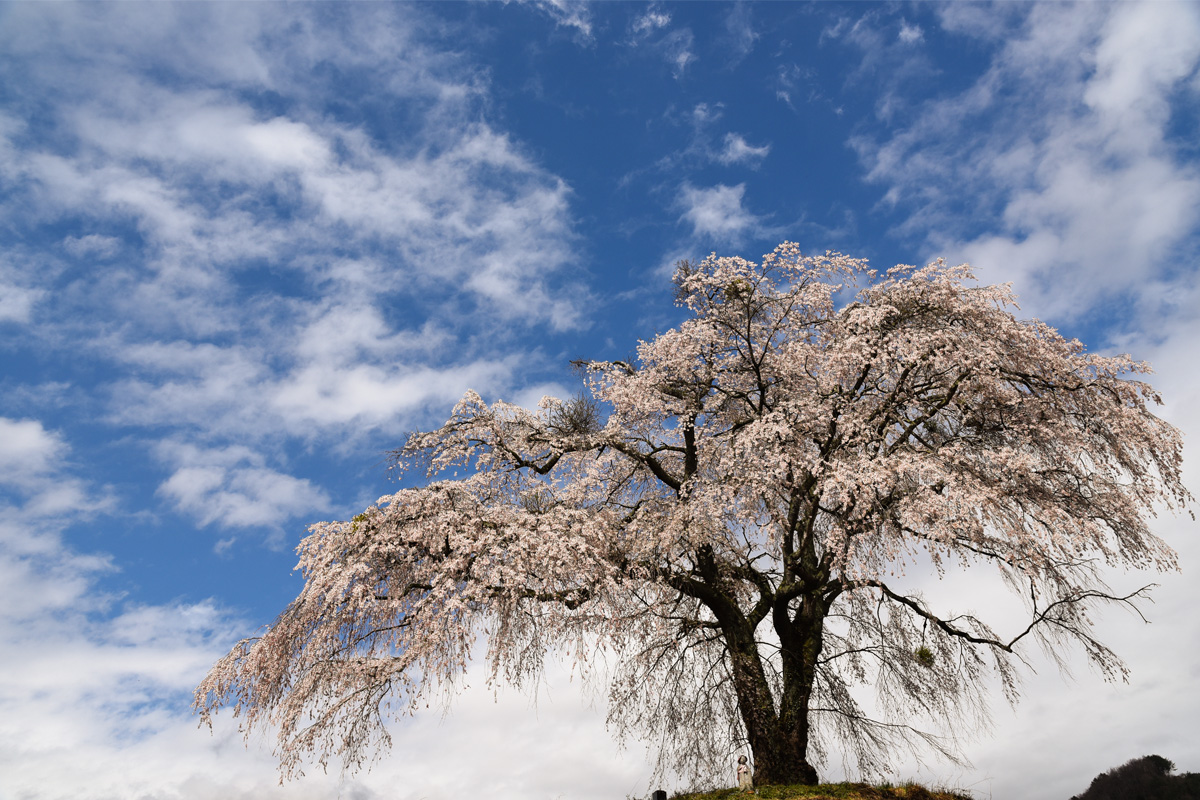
left=196, top=244, right=1191, bottom=786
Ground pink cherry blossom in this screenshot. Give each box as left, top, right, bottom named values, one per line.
left=196, top=244, right=1192, bottom=787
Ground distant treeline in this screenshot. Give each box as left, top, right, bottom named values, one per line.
left=1071, top=755, right=1200, bottom=800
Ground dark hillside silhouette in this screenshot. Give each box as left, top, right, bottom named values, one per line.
left=1070, top=755, right=1200, bottom=800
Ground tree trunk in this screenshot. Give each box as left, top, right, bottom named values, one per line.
left=771, top=593, right=828, bottom=786
left=724, top=614, right=822, bottom=787
left=697, top=542, right=824, bottom=786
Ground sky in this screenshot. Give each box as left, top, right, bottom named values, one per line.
left=0, top=2, right=1198, bottom=799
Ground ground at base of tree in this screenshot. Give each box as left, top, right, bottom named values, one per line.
left=669, top=782, right=972, bottom=800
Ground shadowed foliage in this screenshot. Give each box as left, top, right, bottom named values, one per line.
left=1070, top=755, right=1200, bottom=800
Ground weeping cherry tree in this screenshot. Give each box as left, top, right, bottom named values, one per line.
left=196, top=244, right=1191, bottom=787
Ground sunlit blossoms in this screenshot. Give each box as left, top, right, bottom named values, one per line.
left=196, top=244, right=1191, bottom=786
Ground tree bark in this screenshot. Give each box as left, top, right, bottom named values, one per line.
left=694, top=542, right=825, bottom=786
left=773, top=592, right=828, bottom=786
left=721, top=604, right=823, bottom=786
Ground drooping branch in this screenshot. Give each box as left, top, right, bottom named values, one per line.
left=860, top=578, right=1157, bottom=662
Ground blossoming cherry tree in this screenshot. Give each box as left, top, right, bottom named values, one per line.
left=196, top=245, right=1191, bottom=787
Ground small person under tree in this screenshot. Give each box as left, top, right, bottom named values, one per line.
left=196, top=244, right=1192, bottom=788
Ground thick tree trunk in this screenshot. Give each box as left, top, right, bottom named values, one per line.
left=746, top=716, right=819, bottom=786
left=772, top=593, right=828, bottom=786
left=724, top=614, right=822, bottom=787
left=695, top=543, right=824, bottom=786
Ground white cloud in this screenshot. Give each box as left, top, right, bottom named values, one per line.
left=677, top=182, right=764, bottom=241
left=716, top=132, right=770, bottom=166
left=898, top=20, right=924, bottom=44
left=0, top=244, right=51, bottom=326
left=105, top=342, right=271, bottom=436
left=0, top=269, right=45, bottom=324
left=113, top=334, right=531, bottom=533
left=269, top=357, right=521, bottom=431
left=0, top=419, right=116, bottom=619
left=105, top=330, right=523, bottom=447
left=511, top=381, right=573, bottom=413
left=160, top=464, right=328, bottom=531
left=0, top=418, right=110, bottom=530
left=0, top=443, right=304, bottom=798
left=3, top=627, right=653, bottom=800
left=1085, top=2, right=1200, bottom=145
left=154, top=442, right=330, bottom=532
left=0, top=418, right=64, bottom=483
left=525, top=0, right=593, bottom=38
left=856, top=2, right=1200, bottom=322
left=0, top=416, right=650, bottom=800
left=632, top=7, right=671, bottom=37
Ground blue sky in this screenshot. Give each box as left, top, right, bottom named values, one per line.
left=1, top=3, right=1198, bottom=799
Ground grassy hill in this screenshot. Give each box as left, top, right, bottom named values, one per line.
left=669, top=782, right=972, bottom=800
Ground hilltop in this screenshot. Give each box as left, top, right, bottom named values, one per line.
left=669, top=782, right=971, bottom=800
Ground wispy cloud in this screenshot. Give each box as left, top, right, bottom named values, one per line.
left=822, top=9, right=938, bottom=123
left=721, top=3, right=759, bottom=66
left=638, top=105, right=770, bottom=176
left=664, top=29, right=698, bottom=78
left=854, top=2, right=1200, bottom=323
left=524, top=0, right=594, bottom=39
left=0, top=4, right=587, bottom=535
left=716, top=133, right=770, bottom=166
left=626, top=5, right=696, bottom=79
left=631, top=6, right=671, bottom=37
